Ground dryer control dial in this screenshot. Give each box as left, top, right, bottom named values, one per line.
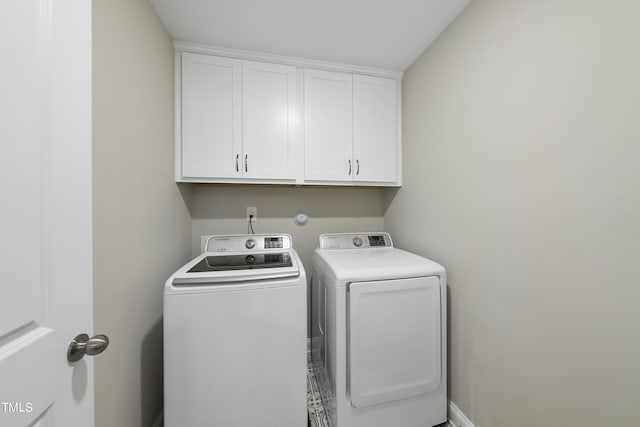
left=245, top=238, right=256, bottom=249
left=353, top=236, right=363, bottom=247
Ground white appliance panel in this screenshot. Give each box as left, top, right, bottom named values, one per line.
left=164, top=282, right=306, bottom=426
left=348, top=276, right=441, bottom=408
left=165, top=234, right=306, bottom=427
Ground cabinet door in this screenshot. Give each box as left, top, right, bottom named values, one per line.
left=304, top=69, right=353, bottom=181
left=242, top=60, right=297, bottom=180
left=353, top=75, right=399, bottom=183
left=181, top=53, right=242, bottom=178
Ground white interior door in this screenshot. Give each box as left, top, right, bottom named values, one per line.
left=0, top=1, right=94, bottom=426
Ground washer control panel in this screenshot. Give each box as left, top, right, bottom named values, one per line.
left=319, top=233, right=393, bottom=250
left=205, top=234, right=292, bottom=252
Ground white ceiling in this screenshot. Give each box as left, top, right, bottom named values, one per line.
left=150, top=0, right=470, bottom=71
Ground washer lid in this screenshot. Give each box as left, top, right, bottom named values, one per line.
left=170, top=249, right=301, bottom=286
left=188, top=252, right=292, bottom=272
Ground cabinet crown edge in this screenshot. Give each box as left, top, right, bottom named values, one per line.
left=173, top=41, right=404, bottom=81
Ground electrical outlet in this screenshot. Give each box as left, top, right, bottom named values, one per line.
left=246, top=206, right=257, bottom=222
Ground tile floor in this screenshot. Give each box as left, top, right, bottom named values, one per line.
left=307, top=351, right=330, bottom=427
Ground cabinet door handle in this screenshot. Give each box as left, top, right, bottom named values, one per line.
left=356, top=159, right=360, bottom=175
left=245, top=154, right=248, bottom=173
left=348, top=159, right=352, bottom=176
left=235, top=154, right=239, bottom=172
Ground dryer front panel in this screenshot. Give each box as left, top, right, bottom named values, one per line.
left=347, top=276, right=441, bottom=408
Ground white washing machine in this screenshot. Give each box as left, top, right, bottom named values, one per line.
left=311, top=232, right=447, bottom=427
left=164, top=234, right=307, bottom=427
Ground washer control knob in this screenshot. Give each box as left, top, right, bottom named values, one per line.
left=245, top=239, right=256, bottom=249
left=353, top=236, right=363, bottom=247
left=245, top=255, right=256, bottom=264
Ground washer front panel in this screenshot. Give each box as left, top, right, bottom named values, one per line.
left=164, top=270, right=307, bottom=426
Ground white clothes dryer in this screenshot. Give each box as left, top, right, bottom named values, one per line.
left=164, top=234, right=307, bottom=427
left=311, top=232, right=447, bottom=427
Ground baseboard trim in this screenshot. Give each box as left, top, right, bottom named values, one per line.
left=449, top=401, right=475, bottom=427
left=152, top=408, right=164, bottom=427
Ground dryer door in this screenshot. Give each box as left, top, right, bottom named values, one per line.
left=348, top=276, right=441, bottom=408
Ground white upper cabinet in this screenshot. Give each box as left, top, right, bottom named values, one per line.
left=181, top=53, right=241, bottom=179
left=304, top=71, right=400, bottom=185
left=304, top=69, right=353, bottom=181
left=242, top=60, right=297, bottom=180
left=353, top=75, right=399, bottom=184
left=176, top=45, right=402, bottom=186
left=178, top=53, right=296, bottom=182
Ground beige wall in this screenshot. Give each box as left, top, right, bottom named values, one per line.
left=190, top=185, right=385, bottom=279
left=92, top=0, right=192, bottom=426
left=384, top=0, right=640, bottom=425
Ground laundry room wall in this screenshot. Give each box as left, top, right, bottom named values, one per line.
left=92, top=0, right=192, bottom=426
left=384, top=1, right=640, bottom=426
left=190, top=186, right=385, bottom=278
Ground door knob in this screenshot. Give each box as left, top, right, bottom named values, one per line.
left=67, top=333, right=110, bottom=362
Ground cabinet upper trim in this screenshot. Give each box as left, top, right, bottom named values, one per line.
left=174, top=41, right=404, bottom=81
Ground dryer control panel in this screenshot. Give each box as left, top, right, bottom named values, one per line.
left=318, top=233, right=393, bottom=250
